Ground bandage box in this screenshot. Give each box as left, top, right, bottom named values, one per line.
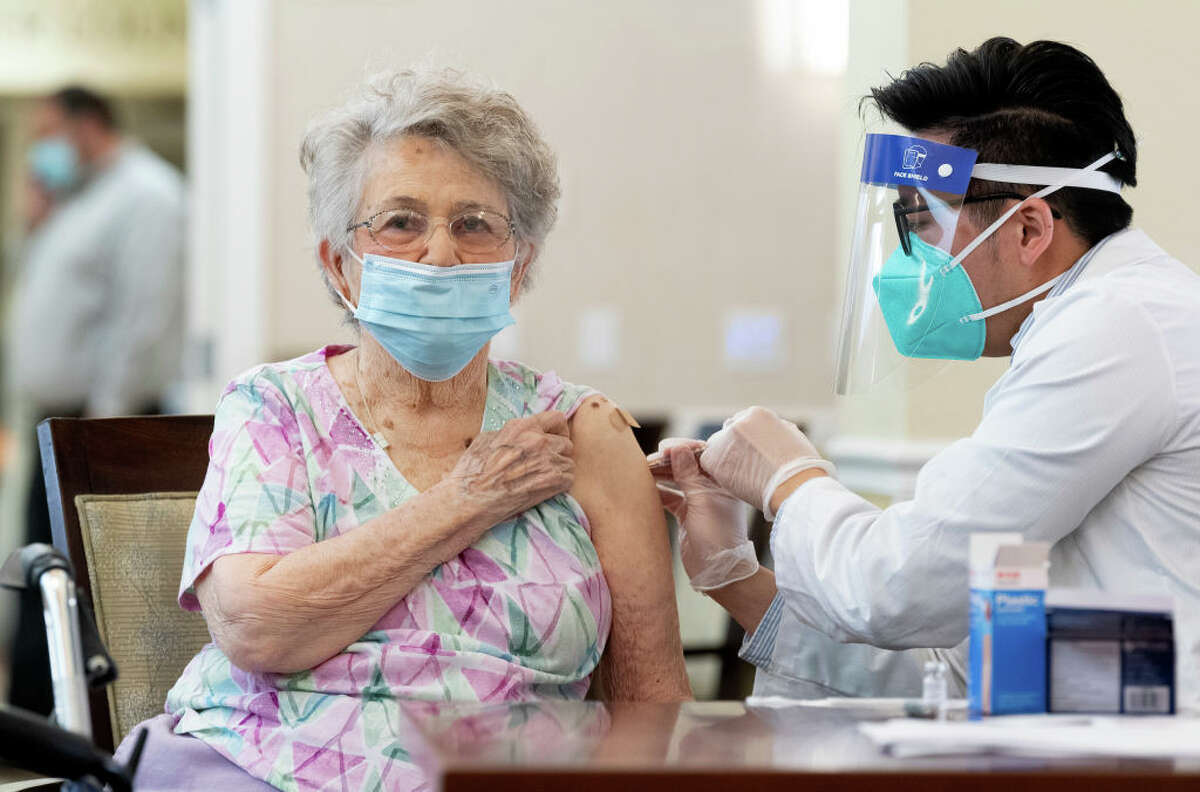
left=968, top=533, right=1050, bottom=716
left=1046, top=589, right=1175, bottom=714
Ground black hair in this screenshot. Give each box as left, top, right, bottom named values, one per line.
left=866, top=37, right=1135, bottom=246
left=51, top=85, right=118, bottom=131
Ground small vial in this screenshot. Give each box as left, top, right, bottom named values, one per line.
left=923, top=660, right=949, bottom=718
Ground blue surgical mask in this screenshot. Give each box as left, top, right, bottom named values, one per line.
left=28, top=137, right=79, bottom=192
left=342, top=250, right=516, bottom=381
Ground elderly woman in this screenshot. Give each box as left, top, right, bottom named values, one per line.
left=117, top=68, right=691, bottom=790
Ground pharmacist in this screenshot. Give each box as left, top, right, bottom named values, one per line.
left=652, top=37, right=1200, bottom=710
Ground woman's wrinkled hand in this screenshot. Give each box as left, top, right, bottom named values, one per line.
left=443, top=411, right=575, bottom=535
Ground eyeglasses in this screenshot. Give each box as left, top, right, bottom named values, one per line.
left=346, top=208, right=516, bottom=256
left=892, top=192, right=1062, bottom=256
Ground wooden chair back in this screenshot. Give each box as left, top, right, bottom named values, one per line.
left=38, top=415, right=214, bottom=751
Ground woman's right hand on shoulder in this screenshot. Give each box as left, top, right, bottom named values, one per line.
left=440, top=411, right=575, bottom=534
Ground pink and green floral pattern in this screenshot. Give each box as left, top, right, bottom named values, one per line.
left=165, top=346, right=611, bottom=791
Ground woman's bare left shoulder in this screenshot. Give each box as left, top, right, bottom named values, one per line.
left=568, top=395, right=655, bottom=504
left=569, top=395, right=641, bottom=455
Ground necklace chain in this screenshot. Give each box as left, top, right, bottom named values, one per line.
left=354, top=356, right=391, bottom=450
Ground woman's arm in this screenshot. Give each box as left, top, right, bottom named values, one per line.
left=570, top=396, right=693, bottom=701
left=198, top=483, right=479, bottom=674
left=197, top=411, right=575, bottom=674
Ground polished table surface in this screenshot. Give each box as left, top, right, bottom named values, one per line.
left=401, top=700, right=1200, bottom=791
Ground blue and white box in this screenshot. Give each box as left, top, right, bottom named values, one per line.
left=1046, top=589, right=1175, bottom=714
left=969, top=533, right=1050, bottom=716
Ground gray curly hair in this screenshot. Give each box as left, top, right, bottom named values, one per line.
left=299, top=67, right=561, bottom=313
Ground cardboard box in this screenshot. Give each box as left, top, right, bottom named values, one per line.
left=968, top=533, right=1050, bottom=716
left=1046, top=589, right=1175, bottom=714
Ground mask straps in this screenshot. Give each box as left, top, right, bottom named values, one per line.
left=337, top=247, right=365, bottom=313
left=951, top=150, right=1122, bottom=325
left=939, top=150, right=1120, bottom=277
left=962, top=275, right=1062, bottom=323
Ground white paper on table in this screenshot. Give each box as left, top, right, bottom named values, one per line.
left=860, top=715, right=1200, bottom=760
left=748, top=697, right=966, bottom=714
left=752, top=696, right=910, bottom=714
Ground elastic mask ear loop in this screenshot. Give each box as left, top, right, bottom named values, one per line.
left=939, top=151, right=1119, bottom=277
left=951, top=151, right=1119, bottom=325
left=962, top=276, right=1062, bottom=323
left=338, top=247, right=365, bottom=313
left=508, top=241, right=521, bottom=284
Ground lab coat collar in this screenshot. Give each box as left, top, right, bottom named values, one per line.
left=1073, top=228, right=1167, bottom=285
left=1009, top=228, right=1165, bottom=353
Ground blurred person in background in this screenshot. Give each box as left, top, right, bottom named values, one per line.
left=5, top=85, right=185, bottom=714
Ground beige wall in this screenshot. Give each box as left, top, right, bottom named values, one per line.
left=264, top=0, right=843, bottom=418
left=899, top=0, right=1200, bottom=440
left=233, top=0, right=1200, bottom=438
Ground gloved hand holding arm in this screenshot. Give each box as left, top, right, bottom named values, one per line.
left=699, top=407, right=835, bottom=519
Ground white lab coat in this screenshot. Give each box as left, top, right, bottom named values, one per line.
left=770, top=228, right=1200, bottom=711
left=741, top=595, right=967, bottom=699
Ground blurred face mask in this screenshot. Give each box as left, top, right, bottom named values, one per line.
left=340, top=249, right=516, bottom=382
left=28, top=136, right=80, bottom=193
left=872, top=149, right=1121, bottom=361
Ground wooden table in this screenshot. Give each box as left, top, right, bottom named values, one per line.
left=401, top=701, right=1200, bottom=791
left=0, top=769, right=58, bottom=792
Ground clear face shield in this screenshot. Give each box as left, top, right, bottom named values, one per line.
left=834, top=134, right=1123, bottom=395
left=834, top=134, right=981, bottom=395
